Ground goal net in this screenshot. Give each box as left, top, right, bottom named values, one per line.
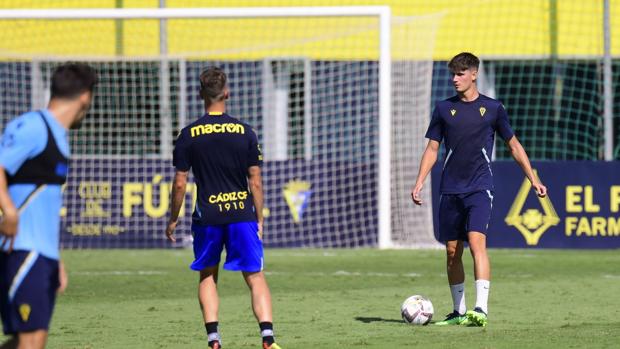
left=0, top=7, right=437, bottom=249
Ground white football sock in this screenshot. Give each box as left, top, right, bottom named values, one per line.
left=450, top=282, right=466, bottom=315
left=475, top=279, right=490, bottom=314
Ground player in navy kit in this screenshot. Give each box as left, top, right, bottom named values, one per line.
left=0, top=63, right=96, bottom=348
left=166, top=67, right=281, bottom=349
left=411, top=53, right=546, bottom=327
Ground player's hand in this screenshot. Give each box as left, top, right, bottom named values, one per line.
left=0, top=207, right=18, bottom=237
left=533, top=182, right=547, bottom=198
left=411, top=183, right=424, bottom=205
left=58, top=260, right=68, bottom=294
left=257, top=221, right=263, bottom=240
left=165, top=219, right=177, bottom=242
left=0, top=207, right=19, bottom=252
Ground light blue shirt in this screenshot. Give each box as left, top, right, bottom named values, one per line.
left=0, top=109, right=69, bottom=260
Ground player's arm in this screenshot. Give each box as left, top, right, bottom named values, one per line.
left=246, top=127, right=264, bottom=237
left=58, top=259, right=68, bottom=294
left=248, top=166, right=264, bottom=239
left=166, top=170, right=188, bottom=242
left=411, top=140, right=440, bottom=205
left=0, top=166, right=18, bottom=238
left=506, top=136, right=547, bottom=197
left=167, top=128, right=191, bottom=242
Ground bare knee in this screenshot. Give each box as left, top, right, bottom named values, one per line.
left=16, top=330, right=47, bottom=349
left=243, top=272, right=272, bottom=297
left=199, top=266, right=219, bottom=284
left=468, top=232, right=488, bottom=258
left=445, top=242, right=463, bottom=267
left=243, top=271, right=266, bottom=289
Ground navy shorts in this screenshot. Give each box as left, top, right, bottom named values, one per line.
left=0, top=250, right=59, bottom=335
left=438, top=190, right=494, bottom=242
left=190, top=221, right=263, bottom=273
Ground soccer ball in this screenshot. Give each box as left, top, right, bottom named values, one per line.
left=401, top=295, right=434, bottom=325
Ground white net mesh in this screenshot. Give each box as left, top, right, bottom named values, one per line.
left=390, top=15, right=440, bottom=247
left=0, top=9, right=436, bottom=249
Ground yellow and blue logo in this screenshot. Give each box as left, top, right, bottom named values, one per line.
left=19, top=304, right=31, bottom=322
left=505, top=171, right=560, bottom=245
left=479, top=107, right=486, bottom=117
left=282, top=180, right=312, bottom=223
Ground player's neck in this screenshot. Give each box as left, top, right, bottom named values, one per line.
left=458, top=87, right=479, bottom=102
left=206, top=102, right=226, bottom=115
left=47, top=100, right=79, bottom=129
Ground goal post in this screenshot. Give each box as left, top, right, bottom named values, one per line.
left=0, top=6, right=439, bottom=249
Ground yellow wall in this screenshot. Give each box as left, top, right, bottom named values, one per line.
left=0, top=0, right=617, bottom=60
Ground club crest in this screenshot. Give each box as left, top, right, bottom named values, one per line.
left=19, top=304, right=31, bottom=322
left=479, top=107, right=486, bottom=117
left=450, top=109, right=456, bottom=116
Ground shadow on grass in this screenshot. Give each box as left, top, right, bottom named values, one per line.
left=354, top=316, right=404, bottom=324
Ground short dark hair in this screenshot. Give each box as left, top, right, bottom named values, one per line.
left=199, top=67, right=227, bottom=105
left=448, top=52, right=480, bottom=73
left=50, top=63, right=97, bottom=99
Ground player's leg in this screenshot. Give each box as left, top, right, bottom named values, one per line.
left=447, top=239, right=467, bottom=315
left=446, top=239, right=465, bottom=285
left=16, top=330, right=48, bottom=349
left=199, top=266, right=222, bottom=348
left=242, top=271, right=279, bottom=348
left=466, top=232, right=490, bottom=326
left=199, top=266, right=220, bottom=323
left=464, top=191, right=493, bottom=327
left=468, top=232, right=490, bottom=282
left=0, top=252, right=58, bottom=349
left=224, top=222, right=281, bottom=349
left=435, top=239, right=467, bottom=325
left=435, top=195, right=468, bottom=326
left=242, top=271, right=273, bottom=323
left=190, top=224, right=225, bottom=348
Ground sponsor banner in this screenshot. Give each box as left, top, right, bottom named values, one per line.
left=61, top=159, right=377, bottom=249
left=431, top=161, right=620, bottom=248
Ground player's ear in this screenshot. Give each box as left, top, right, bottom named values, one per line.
left=78, top=91, right=92, bottom=108
left=224, top=88, right=229, bottom=100
left=471, top=68, right=478, bottom=82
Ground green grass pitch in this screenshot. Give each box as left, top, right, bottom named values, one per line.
left=5, top=248, right=619, bottom=348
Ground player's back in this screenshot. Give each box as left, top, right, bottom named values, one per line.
left=174, top=112, right=262, bottom=225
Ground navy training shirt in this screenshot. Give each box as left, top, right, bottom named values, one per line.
left=173, top=112, right=262, bottom=225
left=425, top=94, right=514, bottom=194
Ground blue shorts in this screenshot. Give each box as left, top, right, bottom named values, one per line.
left=0, top=250, right=59, bottom=335
left=190, top=221, right=263, bottom=273
left=438, top=190, right=494, bottom=242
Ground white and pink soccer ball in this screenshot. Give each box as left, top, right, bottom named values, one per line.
left=401, top=295, right=434, bottom=325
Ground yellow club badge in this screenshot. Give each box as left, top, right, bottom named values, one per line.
left=450, top=109, right=456, bottom=116
left=19, top=304, right=31, bottom=322
left=479, top=107, right=486, bottom=117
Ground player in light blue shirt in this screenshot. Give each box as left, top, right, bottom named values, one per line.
left=0, top=63, right=96, bottom=349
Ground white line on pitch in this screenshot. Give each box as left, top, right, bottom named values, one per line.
left=264, top=270, right=422, bottom=278
left=72, top=270, right=168, bottom=276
